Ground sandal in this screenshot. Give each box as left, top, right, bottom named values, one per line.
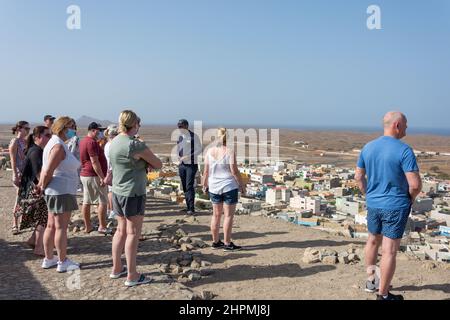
left=12, top=226, right=20, bottom=235
left=110, top=266, right=127, bottom=279
left=124, top=274, right=152, bottom=287
left=98, top=227, right=113, bottom=236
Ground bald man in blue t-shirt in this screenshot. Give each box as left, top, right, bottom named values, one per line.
left=355, top=111, right=422, bottom=300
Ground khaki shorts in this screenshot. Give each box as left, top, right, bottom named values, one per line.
left=80, top=176, right=108, bottom=205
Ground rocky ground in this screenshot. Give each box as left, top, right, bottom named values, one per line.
left=0, top=171, right=449, bottom=300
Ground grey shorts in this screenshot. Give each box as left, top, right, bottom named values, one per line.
left=112, top=193, right=146, bottom=218
left=80, top=176, right=108, bottom=205
left=45, top=194, right=78, bottom=214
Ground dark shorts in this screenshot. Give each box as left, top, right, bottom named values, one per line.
left=112, top=193, right=146, bottom=218
left=209, top=189, right=239, bottom=205
left=45, top=194, right=78, bottom=214
left=367, top=206, right=411, bottom=239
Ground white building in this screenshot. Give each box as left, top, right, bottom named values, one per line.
left=251, top=173, right=275, bottom=185
left=290, top=196, right=321, bottom=214
left=412, top=197, right=433, bottom=214
left=266, top=187, right=291, bottom=205
left=336, top=197, right=366, bottom=216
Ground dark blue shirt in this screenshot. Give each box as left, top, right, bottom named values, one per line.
left=357, top=136, right=419, bottom=209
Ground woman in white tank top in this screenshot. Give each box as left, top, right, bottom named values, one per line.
left=37, top=117, right=81, bottom=273
left=202, top=128, right=245, bottom=251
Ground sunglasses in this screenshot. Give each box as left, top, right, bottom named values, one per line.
left=22, top=127, right=31, bottom=131
left=44, top=133, right=52, bottom=138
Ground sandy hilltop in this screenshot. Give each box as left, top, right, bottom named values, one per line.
left=0, top=170, right=449, bottom=300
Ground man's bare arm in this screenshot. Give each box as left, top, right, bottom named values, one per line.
left=405, top=171, right=422, bottom=203
left=355, top=167, right=367, bottom=195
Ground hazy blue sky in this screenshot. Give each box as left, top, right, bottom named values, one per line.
left=1, top=0, right=449, bottom=129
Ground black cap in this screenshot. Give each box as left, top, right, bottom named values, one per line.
left=177, top=119, right=189, bottom=128
left=44, top=115, right=56, bottom=121
left=88, top=122, right=106, bottom=131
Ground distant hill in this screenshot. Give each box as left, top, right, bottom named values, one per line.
left=76, top=116, right=115, bottom=128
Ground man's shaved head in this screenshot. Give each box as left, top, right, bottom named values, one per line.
left=383, top=111, right=408, bottom=139
left=383, top=111, right=407, bottom=128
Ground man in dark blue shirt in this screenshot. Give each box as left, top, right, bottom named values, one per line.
left=177, top=119, right=202, bottom=215
left=355, top=111, right=422, bottom=300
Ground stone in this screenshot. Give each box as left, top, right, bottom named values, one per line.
left=319, top=249, right=337, bottom=260
left=338, top=251, right=349, bottom=258
left=303, top=248, right=320, bottom=264
left=201, top=261, right=212, bottom=267
left=156, top=224, right=168, bottom=231
left=72, top=226, right=80, bottom=233
left=322, top=255, right=338, bottom=265
left=181, top=243, right=195, bottom=252
left=348, top=254, right=359, bottom=262
left=190, top=261, right=201, bottom=269
left=179, top=237, right=192, bottom=244
left=191, top=239, right=207, bottom=248
left=338, top=255, right=349, bottom=264
left=159, top=265, right=170, bottom=273
left=188, top=272, right=202, bottom=281
left=176, top=228, right=188, bottom=237
left=171, top=266, right=183, bottom=274
left=201, top=291, right=214, bottom=300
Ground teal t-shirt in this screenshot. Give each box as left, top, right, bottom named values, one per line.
left=357, top=136, right=419, bottom=209
left=109, top=134, right=148, bottom=197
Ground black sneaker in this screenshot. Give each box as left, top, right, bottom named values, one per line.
left=186, top=210, right=196, bottom=216
left=376, top=292, right=404, bottom=300
left=223, top=242, right=242, bottom=252
left=212, top=240, right=225, bottom=249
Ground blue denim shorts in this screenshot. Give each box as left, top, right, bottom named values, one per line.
left=209, top=189, right=239, bottom=205
left=367, top=206, right=411, bottom=239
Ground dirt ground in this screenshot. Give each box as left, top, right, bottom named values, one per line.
left=0, top=171, right=449, bottom=300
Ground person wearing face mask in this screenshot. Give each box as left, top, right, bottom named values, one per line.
left=79, top=122, right=110, bottom=235
left=37, top=117, right=81, bottom=272
left=108, top=110, right=162, bottom=286
left=66, top=120, right=83, bottom=192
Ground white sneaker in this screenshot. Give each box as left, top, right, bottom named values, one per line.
left=57, top=258, right=80, bottom=273
left=108, top=210, right=117, bottom=220
left=42, top=257, right=59, bottom=269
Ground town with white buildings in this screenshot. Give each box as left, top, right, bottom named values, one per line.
left=146, top=155, right=450, bottom=263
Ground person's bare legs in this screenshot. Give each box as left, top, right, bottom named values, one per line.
left=125, top=215, right=144, bottom=281
left=12, top=188, right=19, bottom=231
left=379, top=237, right=401, bottom=296
left=211, top=203, right=223, bottom=243
left=108, top=192, right=113, bottom=213
left=43, top=213, right=56, bottom=259
left=365, top=233, right=382, bottom=280
left=223, top=204, right=236, bottom=245
left=33, top=225, right=45, bottom=256
left=54, top=213, right=71, bottom=262
left=97, top=203, right=108, bottom=230
left=112, top=215, right=127, bottom=274
left=82, top=204, right=93, bottom=233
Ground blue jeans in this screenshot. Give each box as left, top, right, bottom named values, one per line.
left=209, top=189, right=239, bottom=205
left=179, top=164, right=198, bottom=211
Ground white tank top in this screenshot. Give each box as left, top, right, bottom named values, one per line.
left=43, top=135, right=81, bottom=195
left=207, top=150, right=239, bottom=195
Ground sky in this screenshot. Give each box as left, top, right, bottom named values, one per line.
left=0, top=0, right=449, bottom=130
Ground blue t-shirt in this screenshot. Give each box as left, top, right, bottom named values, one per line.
left=357, top=136, right=419, bottom=209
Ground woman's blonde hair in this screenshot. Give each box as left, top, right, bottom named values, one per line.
left=216, top=128, right=227, bottom=146
left=52, top=116, right=73, bottom=137
left=119, top=110, right=140, bottom=133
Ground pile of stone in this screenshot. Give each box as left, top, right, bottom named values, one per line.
left=159, top=251, right=214, bottom=283
left=303, top=245, right=362, bottom=265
